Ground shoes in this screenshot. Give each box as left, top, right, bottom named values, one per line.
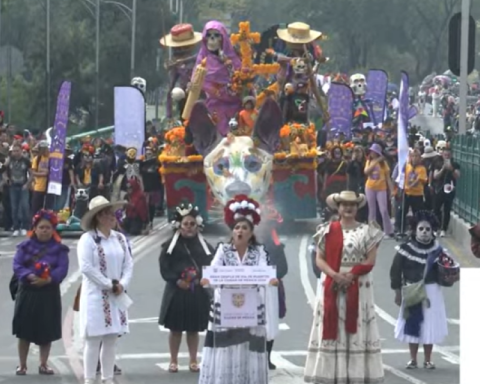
left=84, top=379, right=96, bottom=384
left=12, top=230, right=19, bottom=237
left=406, top=360, right=417, bottom=369
left=20, top=229, right=27, bottom=236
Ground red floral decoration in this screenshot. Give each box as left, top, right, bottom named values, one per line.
left=224, top=194, right=261, bottom=227
left=32, top=209, right=59, bottom=228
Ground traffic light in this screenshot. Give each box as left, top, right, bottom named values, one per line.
left=448, top=12, right=476, bottom=77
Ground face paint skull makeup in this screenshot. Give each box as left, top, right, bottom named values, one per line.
left=126, top=147, right=137, bottom=160
left=206, top=29, right=222, bottom=52
left=416, top=220, right=433, bottom=244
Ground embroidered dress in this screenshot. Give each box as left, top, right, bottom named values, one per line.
left=77, top=230, right=133, bottom=338
left=304, top=223, right=385, bottom=384
left=391, top=240, right=448, bottom=345
left=199, top=243, right=271, bottom=384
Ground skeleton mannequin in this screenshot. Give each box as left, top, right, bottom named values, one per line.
left=160, top=24, right=202, bottom=122
left=415, top=220, right=433, bottom=245
left=350, top=74, right=367, bottom=97
left=193, top=20, right=242, bottom=136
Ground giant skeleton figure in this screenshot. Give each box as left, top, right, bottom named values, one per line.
left=193, top=20, right=242, bottom=136
left=350, top=73, right=373, bottom=129
left=273, top=22, right=330, bottom=125
left=131, top=77, right=147, bottom=94
left=160, top=23, right=202, bottom=122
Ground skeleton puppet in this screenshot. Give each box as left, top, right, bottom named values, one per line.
left=112, top=147, right=142, bottom=200
left=131, top=77, right=147, bottom=94
left=275, top=22, right=329, bottom=124
left=193, top=20, right=242, bottom=136
left=160, top=24, right=202, bottom=121
left=350, top=73, right=373, bottom=129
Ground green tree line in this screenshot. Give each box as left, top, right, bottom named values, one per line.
left=0, top=0, right=479, bottom=132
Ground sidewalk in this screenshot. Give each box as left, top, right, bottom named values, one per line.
left=446, top=212, right=480, bottom=267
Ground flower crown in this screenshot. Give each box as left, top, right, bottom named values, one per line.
left=224, top=195, right=261, bottom=227
left=32, top=209, right=58, bottom=228
left=171, top=203, right=203, bottom=229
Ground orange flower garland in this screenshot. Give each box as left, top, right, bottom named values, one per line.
left=229, top=21, right=280, bottom=96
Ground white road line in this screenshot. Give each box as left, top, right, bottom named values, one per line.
left=447, top=319, right=460, bottom=325
left=298, top=234, right=459, bottom=384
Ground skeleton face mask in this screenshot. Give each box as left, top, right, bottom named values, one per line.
left=350, top=74, right=367, bottom=96
left=206, top=29, right=222, bottom=52
left=416, top=220, right=433, bottom=244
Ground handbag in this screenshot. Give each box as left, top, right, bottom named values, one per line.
left=183, top=243, right=213, bottom=298
left=10, top=246, right=49, bottom=301
left=401, top=258, right=431, bottom=318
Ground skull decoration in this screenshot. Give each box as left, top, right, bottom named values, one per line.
left=228, top=117, right=239, bottom=130
left=350, top=73, right=367, bottom=96
left=416, top=220, right=433, bottom=244
left=436, top=140, right=447, bottom=153
left=131, top=77, right=147, bottom=94
left=206, top=29, right=222, bottom=52
left=291, top=58, right=307, bottom=75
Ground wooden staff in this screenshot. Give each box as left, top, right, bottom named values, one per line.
left=182, top=58, right=207, bottom=120
left=303, top=44, right=330, bottom=124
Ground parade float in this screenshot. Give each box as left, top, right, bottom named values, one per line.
left=159, top=20, right=329, bottom=222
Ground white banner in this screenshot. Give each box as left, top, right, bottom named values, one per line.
left=202, top=265, right=276, bottom=286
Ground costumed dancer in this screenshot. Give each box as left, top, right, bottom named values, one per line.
left=193, top=20, right=242, bottom=136
left=158, top=203, right=213, bottom=373
left=112, top=147, right=142, bottom=202
left=199, top=195, right=277, bottom=384
left=160, top=24, right=202, bottom=123
left=304, top=191, right=384, bottom=384
left=390, top=210, right=459, bottom=369
left=140, top=145, right=164, bottom=224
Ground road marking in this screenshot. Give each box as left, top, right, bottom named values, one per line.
left=447, top=319, right=460, bottom=325
left=383, top=364, right=428, bottom=384
left=298, top=234, right=459, bottom=384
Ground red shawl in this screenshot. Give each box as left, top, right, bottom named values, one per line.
left=323, top=222, right=374, bottom=340
left=126, top=179, right=148, bottom=222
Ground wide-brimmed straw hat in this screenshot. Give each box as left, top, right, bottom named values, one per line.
left=326, top=191, right=367, bottom=210
left=421, top=146, right=439, bottom=159
left=276, top=22, right=323, bottom=44
left=160, top=23, right=202, bottom=47
left=81, top=196, right=126, bottom=231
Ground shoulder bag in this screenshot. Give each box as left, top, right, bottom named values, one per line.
left=401, top=259, right=430, bottom=317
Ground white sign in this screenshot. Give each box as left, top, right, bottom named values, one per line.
left=202, top=266, right=276, bottom=286
left=220, top=287, right=258, bottom=328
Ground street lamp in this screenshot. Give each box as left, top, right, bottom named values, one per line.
left=46, top=0, right=51, bottom=128
left=80, top=0, right=137, bottom=128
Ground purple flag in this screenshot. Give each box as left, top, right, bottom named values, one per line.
left=365, top=69, right=388, bottom=126
left=47, top=81, right=72, bottom=196
left=114, top=86, right=146, bottom=155
left=327, top=82, right=354, bottom=137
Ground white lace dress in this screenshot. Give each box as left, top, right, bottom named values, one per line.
left=304, top=223, right=385, bottom=384
left=199, top=243, right=272, bottom=384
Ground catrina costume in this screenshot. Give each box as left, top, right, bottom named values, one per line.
left=390, top=211, right=458, bottom=369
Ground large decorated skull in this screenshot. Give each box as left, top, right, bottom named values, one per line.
left=131, top=77, right=146, bottom=94
left=188, top=98, right=283, bottom=205
left=350, top=73, right=367, bottom=96
left=416, top=220, right=433, bottom=244
left=206, top=28, right=223, bottom=52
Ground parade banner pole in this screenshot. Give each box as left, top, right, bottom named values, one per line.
left=47, top=81, right=72, bottom=198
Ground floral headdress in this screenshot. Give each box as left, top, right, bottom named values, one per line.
left=29, top=209, right=61, bottom=242
left=224, top=194, right=261, bottom=228
left=167, top=203, right=209, bottom=255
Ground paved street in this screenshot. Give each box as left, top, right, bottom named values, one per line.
left=0, top=216, right=463, bottom=384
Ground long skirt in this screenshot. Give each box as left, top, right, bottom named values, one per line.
left=12, top=283, right=62, bottom=345
left=199, top=286, right=268, bottom=384
left=304, top=271, right=385, bottom=384
left=394, top=283, right=448, bottom=345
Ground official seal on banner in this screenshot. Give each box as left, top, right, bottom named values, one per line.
left=232, top=293, right=245, bottom=308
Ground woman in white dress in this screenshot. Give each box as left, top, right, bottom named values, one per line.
left=77, top=196, right=133, bottom=384
left=199, top=195, right=278, bottom=384
left=304, top=191, right=385, bottom=384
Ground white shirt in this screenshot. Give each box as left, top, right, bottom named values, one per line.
left=77, top=229, right=133, bottom=338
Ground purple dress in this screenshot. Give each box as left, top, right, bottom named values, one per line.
left=12, top=238, right=69, bottom=345
left=194, top=20, right=242, bottom=136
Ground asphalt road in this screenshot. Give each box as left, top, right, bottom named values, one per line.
left=0, top=215, right=464, bottom=384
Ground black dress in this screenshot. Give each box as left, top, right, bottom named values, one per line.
left=158, top=235, right=214, bottom=332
